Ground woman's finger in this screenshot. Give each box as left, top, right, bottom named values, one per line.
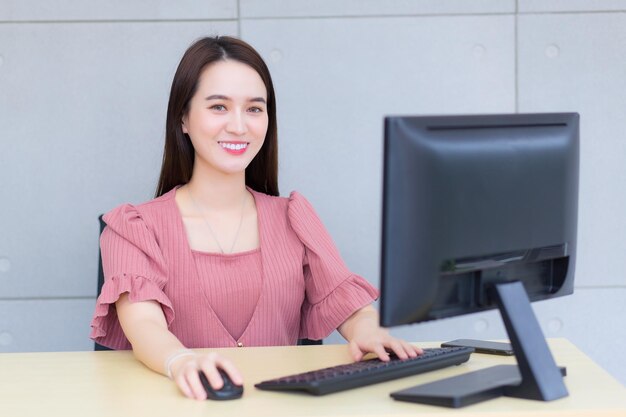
left=197, top=360, right=225, bottom=390
left=184, top=367, right=207, bottom=400
left=390, top=339, right=419, bottom=358
left=213, top=357, right=244, bottom=386
left=372, top=343, right=390, bottom=362
left=349, top=341, right=365, bottom=362
left=408, top=342, right=423, bottom=356
left=173, top=358, right=206, bottom=400
left=400, top=341, right=419, bottom=358
left=174, top=371, right=195, bottom=399
left=385, top=339, right=408, bottom=360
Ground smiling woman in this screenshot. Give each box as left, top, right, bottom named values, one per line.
left=89, top=36, right=421, bottom=402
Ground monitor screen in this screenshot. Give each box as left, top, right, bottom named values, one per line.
left=380, top=113, right=579, bottom=327
left=379, top=113, right=579, bottom=405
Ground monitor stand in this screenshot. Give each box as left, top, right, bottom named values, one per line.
left=390, top=281, right=568, bottom=408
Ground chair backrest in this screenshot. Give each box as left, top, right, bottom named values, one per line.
left=94, top=215, right=321, bottom=350
left=94, top=215, right=112, bottom=351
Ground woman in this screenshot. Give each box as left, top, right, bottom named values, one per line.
left=90, top=36, right=421, bottom=400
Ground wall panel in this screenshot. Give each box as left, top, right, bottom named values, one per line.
left=0, top=1, right=236, bottom=21
left=518, top=13, right=626, bottom=287
left=520, top=0, right=626, bottom=12
left=0, top=299, right=96, bottom=352
left=241, top=0, right=514, bottom=18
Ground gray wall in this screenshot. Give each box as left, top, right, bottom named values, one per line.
left=1, top=0, right=624, bottom=386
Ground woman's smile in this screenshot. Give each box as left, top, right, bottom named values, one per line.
left=219, top=141, right=250, bottom=155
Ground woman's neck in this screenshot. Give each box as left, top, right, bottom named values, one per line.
left=185, top=167, right=248, bottom=212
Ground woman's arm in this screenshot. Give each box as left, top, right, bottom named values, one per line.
left=115, top=293, right=242, bottom=400
left=337, top=304, right=423, bottom=362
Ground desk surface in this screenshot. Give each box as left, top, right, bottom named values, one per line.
left=1, top=339, right=625, bottom=417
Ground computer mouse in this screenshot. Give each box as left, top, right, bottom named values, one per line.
left=199, top=370, right=244, bottom=400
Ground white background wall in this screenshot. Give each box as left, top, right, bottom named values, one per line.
left=1, top=0, right=624, bottom=385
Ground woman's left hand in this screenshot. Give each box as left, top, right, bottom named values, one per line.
left=338, top=305, right=423, bottom=362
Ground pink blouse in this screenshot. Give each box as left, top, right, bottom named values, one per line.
left=89, top=187, right=379, bottom=350
left=193, top=249, right=262, bottom=341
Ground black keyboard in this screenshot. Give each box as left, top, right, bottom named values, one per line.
left=255, top=346, right=474, bottom=395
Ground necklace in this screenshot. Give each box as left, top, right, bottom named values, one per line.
left=187, top=187, right=247, bottom=254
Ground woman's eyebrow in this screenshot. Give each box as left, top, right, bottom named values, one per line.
left=205, top=94, right=230, bottom=101
left=205, top=94, right=266, bottom=104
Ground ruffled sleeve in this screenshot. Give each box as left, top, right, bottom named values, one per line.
left=89, top=204, right=174, bottom=350
left=288, top=192, right=379, bottom=340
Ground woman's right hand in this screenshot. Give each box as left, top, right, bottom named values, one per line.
left=169, top=352, right=243, bottom=400
left=114, top=295, right=243, bottom=400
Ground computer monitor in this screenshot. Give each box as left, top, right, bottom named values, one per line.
left=380, top=113, right=579, bottom=406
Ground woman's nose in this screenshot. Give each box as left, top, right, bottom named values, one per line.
left=225, top=111, right=247, bottom=135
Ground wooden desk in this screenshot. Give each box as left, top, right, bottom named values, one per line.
left=1, top=339, right=624, bottom=417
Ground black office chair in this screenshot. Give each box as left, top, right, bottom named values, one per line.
left=94, top=215, right=321, bottom=351
left=94, top=215, right=113, bottom=351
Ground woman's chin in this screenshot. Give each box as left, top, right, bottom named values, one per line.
left=217, top=163, right=252, bottom=176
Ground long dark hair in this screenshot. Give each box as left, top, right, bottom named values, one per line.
left=155, top=36, right=279, bottom=197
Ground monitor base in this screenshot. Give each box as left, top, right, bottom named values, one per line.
left=391, top=364, right=567, bottom=408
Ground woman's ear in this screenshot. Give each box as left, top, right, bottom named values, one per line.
left=181, top=115, right=188, bottom=134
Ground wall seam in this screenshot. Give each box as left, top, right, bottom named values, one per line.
left=236, top=0, right=241, bottom=37
left=515, top=0, right=519, bottom=113
left=0, top=18, right=235, bottom=24
left=0, top=296, right=96, bottom=301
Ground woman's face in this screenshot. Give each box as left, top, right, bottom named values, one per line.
left=182, top=59, right=269, bottom=177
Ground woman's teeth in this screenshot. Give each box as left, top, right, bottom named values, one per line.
left=220, top=142, right=248, bottom=150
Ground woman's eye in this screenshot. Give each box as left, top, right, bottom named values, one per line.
left=210, top=104, right=226, bottom=111
left=249, top=107, right=263, bottom=113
